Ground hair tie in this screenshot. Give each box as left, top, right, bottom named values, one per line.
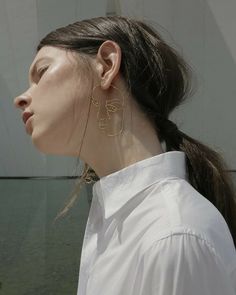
left=154, top=113, right=178, bottom=136
left=164, top=119, right=179, bottom=135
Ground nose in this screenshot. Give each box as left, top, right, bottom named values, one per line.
left=14, top=94, right=31, bottom=110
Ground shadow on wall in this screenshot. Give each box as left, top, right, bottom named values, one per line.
left=202, top=1, right=236, bottom=158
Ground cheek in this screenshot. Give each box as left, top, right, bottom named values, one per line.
left=34, top=70, right=78, bottom=117
left=32, top=74, right=91, bottom=141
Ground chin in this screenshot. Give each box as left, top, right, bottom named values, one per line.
left=31, top=136, right=66, bottom=156
left=31, top=131, right=53, bottom=154
left=31, top=125, right=74, bottom=156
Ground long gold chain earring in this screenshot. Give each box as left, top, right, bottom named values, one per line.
left=91, top=84, right=125, bottom=137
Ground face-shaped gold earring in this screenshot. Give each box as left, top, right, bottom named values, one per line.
left=91, top=84, right=125, bottom=137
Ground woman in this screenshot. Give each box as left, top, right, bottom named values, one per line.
left=14, top=16, right=236, bottom=295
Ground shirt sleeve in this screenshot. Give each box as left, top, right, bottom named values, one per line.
left=133, top=232, right=236, bottom=295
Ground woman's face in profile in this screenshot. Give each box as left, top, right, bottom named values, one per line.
left=14, top=46, right=93, bottom=156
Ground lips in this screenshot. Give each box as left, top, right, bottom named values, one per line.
left=22, top=112, right=33, bottom=124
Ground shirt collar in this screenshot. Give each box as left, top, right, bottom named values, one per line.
left=92, top=151, right=187, bottom=220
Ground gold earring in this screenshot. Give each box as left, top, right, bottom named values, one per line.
left=91, top=84, right=125, bottom=137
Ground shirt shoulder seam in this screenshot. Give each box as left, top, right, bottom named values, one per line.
left=141, top=226, right=223, bottom=264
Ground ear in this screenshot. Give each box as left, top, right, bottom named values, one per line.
left=95, top=40, right=122, bottom=90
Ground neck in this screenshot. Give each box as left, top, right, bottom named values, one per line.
left=83, top=97, right=164, bottom=178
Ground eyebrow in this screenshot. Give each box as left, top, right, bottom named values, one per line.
left=28, top=57, right=50, bottom=86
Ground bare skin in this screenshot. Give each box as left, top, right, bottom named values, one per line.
left=14, top=41, right=164, bottom=178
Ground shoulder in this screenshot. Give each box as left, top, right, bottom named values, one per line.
left=150, top=178, right=235, bottom=258
left=139, top=226, right=220, bottom=261
left=134, top=227, right=236, bottom=295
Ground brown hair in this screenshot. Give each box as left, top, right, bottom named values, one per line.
left=36, top=16, right=236, bottom=247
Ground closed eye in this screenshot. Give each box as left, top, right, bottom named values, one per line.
left=38, top=66, right=48, bottom=78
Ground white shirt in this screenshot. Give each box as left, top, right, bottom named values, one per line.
left=77, top=151, right=236, bottom=295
